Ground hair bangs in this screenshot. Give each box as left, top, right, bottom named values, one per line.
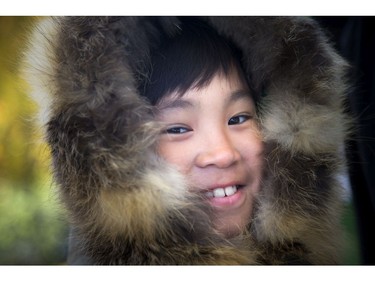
left=142, top=17, right=243, bottom=105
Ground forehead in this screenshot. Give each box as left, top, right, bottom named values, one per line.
left=157, top=71, right=255, bottom=113
left=157, top=69, right=251, bottom=107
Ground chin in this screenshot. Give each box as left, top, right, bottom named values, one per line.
left=213, top=215, right=250, bottom=238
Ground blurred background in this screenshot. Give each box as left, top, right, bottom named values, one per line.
left=0, top=16, right=68, bottom=264
left=0, top=16, right=363, bottom=265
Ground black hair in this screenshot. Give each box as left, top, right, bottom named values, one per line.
left=141, top=17, right=248, bottom=105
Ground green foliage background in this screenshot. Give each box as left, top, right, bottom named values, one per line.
left=0, top=16, right=68, bottom=265
left=0, top=16, right=361, bottom=265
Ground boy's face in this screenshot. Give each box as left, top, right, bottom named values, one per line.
left=156, top=70, right=264, bottom=237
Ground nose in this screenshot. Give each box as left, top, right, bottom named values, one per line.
left=194, top=130, right=241, bottom=169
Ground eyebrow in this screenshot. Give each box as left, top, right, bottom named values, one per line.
left=157, top=89, right=252, bottom=111
left=157, top=98, right=194, bottom=111
left=227, top=90, right=252, bottom=104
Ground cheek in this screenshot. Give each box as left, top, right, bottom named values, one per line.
left=239, top=135, right=264, bottom=174
left=157, top=142, right=193, bottom=174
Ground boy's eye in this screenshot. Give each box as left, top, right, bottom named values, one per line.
left=165, top=126, right=191, bottom=134
left=228, top=114, right=251, bottom=125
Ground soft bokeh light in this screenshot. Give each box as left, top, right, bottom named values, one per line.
left=0, top=16, right=68, bottom=265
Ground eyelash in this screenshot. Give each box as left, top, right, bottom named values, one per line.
left=228, top=114, right=252, bottom=125
left=164, top=114, right=252, bottom=135
left=165, top=126, right=191, bottom=134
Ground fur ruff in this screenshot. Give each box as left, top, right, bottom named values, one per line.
left=23, top=16, right=351, bottom=264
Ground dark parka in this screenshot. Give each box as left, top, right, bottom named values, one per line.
left=23, top=16, right=351, bottom=264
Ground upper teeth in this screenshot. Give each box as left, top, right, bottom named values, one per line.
left=205, top=186, right=238, bottom=198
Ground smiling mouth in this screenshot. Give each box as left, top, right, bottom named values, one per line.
left=205, top=185, right=243, bottom=198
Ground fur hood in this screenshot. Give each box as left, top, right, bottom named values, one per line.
left=23, top=16, right=350, bottom=264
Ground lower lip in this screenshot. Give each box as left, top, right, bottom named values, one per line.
left=206, top=187, right=245, bottom=209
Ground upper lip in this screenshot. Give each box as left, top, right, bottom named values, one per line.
left=204, top=182, right=243, bottom=191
